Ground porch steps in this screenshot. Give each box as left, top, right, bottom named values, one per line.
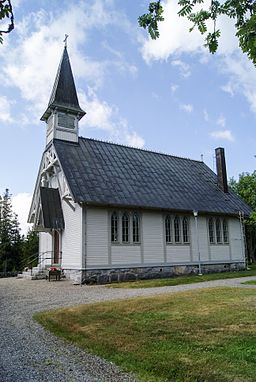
left=17, top=266, right=48, bottom=280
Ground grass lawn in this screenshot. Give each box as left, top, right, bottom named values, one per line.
left=107, top=264, right=256, bottom=288
left=242, top=280, right=256, bottom=286
left=34, top=288, right=256, bottom=382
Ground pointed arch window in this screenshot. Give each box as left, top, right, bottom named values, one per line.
left=122, top=212, right=129, bottom=243
left=133, top=213, right=140, bottom=243
left=165, top=215, right=172, bottom=243
left=111, top=212, right=119, bottom=243
left=216, top=218, right=222, bottom=243
left=182, top=217, right=190, bottom=243
left=174, top=216, right=181, bottom=243
left=208, top=218, right=215, bottom=244
left=223, top=219, right=229, bottom=243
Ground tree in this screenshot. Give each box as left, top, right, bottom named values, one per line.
left=139, top=1, right=256, bottom=66
left=229, top=172, right=256, bottom=263
left=21, top=229, right=39, bottom=270
left=0, top=0, right=14, bottom=44
left=0, top=189, right=22, bottom=272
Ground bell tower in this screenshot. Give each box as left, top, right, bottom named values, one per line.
left=41, top=40, right=85, bottom=145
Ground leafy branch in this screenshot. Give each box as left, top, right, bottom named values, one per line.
left=139, top=0, right=256, bottom=66
left=0, top=0, right=14, bottom=44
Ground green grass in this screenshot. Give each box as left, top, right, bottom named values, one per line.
left=242, top=280, right=256, bottom=286
left=34, top=288, right=256, bottom=382
left=107, top=264, right=256, bottom=288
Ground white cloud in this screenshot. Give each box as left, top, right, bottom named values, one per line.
left=210, top=130, right=234, bottom=142
left=221, top=82, right=236, bottom=97
left=141, top=0, right=206, bottom=62
left=12, top=193, right=32, bottom=235
left=0, top=1, right=136, bottom=122
left=171, top=83, right=179, bottom=94
left=124, top=131, right=145, bottom=148
left=141, top=0, right=238, bottom=63
left=221, top=53, right=256, bottom=113
left=216, top=114, right=226, bottom=128
left=180, top=103, right=193, bottom=113
left=203, top=109, right=209, bottom=122
left=171, top=60, right=191, bottom=78
left=79, top=88, right=145, bottom=148
left=139, top=0, right=256, bottom=114
left=0, top=96, right=13, bottom=123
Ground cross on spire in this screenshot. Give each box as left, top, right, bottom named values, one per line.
left=63, top=34, right=69, bottom=47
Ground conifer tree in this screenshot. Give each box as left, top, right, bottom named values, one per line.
left=0, top=189, right=22, bottom=272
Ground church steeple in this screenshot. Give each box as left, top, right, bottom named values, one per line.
left=41, top=44, right=85, bottom=145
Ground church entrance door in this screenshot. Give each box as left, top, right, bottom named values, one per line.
left=53, top=230, right=60, bottom=264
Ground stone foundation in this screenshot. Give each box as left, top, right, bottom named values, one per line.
left=63, top=262, right=245, bottom=285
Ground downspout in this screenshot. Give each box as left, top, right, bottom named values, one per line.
left=239, top=211, right=247, bottom=269
left=193, top=210, right=202, bottom=275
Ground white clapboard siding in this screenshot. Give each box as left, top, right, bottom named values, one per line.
left=61, top=200, right=82, bottom=268
left=190, top=216, right=210, bottom=261
left=39, top=232, right=52, bottom=266
left=111, top=245, right=141, bottom=265
left=210, top=246, right=230, bottom=261
left=229, top=217, right=244, bottom=261
left=86, top=208, right=109, bottom=267
left=166, top=245, right=191, bottom=263
left=143, top=212, right=164, bottom=263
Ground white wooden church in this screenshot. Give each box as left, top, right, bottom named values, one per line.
left=28, top=46, right=251, bottom=283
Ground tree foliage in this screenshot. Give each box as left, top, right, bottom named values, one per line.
left=0, top=0, right=14, bottom=44
left=230, top=172, right=256, bottom=262
left=139, top=1, right=256, bottom=66
left=0, top=189, right=39, bottom=273
left=0, top=189, right=22, bottom=272
left=21, top=229, right=39, bottom=269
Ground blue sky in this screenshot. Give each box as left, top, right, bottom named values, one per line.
left=1, top=0, right=256, bottom=233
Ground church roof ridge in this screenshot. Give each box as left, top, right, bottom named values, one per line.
left=76, top=136, right=204, bottom=164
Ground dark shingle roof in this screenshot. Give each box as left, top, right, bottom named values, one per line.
left=40, top=187, right=65, bottom=229
left=53, top=137, right=251, bottom=216
left=41, top=47, right=85, bottom=121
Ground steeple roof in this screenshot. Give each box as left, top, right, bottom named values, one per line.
left=41, top=46, right=85, bottom=121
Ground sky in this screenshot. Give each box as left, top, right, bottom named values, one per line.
left=1, top=0, right=256, bottom=234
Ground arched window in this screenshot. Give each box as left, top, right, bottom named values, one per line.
left=111, top=212, right=119, bottom=243
left=223, top=219, right=229, bottom=243
left=122, top=212, right=129, bottom=243
left=133, top=213, right=140, bottom=243
left=165, top=215, right=172, bottom=243
left=174, top=216, right=180, bottom=243
left=208, top=218, right=214, bottom=243
left=182, top=217, right=189, bottom=243
left=216, top=218, right=222, bottom=243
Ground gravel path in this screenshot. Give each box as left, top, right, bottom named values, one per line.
left=0, top=275, right=256, bottom=382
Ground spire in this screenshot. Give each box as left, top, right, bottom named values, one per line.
left=41, top=45, right=85, bottom=121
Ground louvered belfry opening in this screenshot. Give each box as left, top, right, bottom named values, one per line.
left=215, top=147, right=228, bottom=193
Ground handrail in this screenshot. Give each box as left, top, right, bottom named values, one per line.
left=24, top=250, right=63, bottom=275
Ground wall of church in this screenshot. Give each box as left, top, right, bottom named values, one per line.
left=61, top=200, right=83, bottom=269
left=229, top=217, right=245, bottom=261
left=38, top=232, right=52, bottom=268
left=84, top=208, right=245, bottom=274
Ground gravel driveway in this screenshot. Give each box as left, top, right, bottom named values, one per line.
left=1, top=276, right=256, bottom=382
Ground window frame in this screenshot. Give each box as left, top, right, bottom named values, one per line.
left=122, top=212, right=130, bottom=243
left=165, top=214, right=190, bottom=245
left=111, top=210, right=141, bottom=245
left=222, top=219, right=229, bottom=244
left=111, top=212, right=119, bottom=243
left=182, top=216, right=190, bottom=244
left=208, top=217, right=229, bottom=245
left=165, top=215, right=172, bottom=243
left=132, top=212, right=140, bottom=243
